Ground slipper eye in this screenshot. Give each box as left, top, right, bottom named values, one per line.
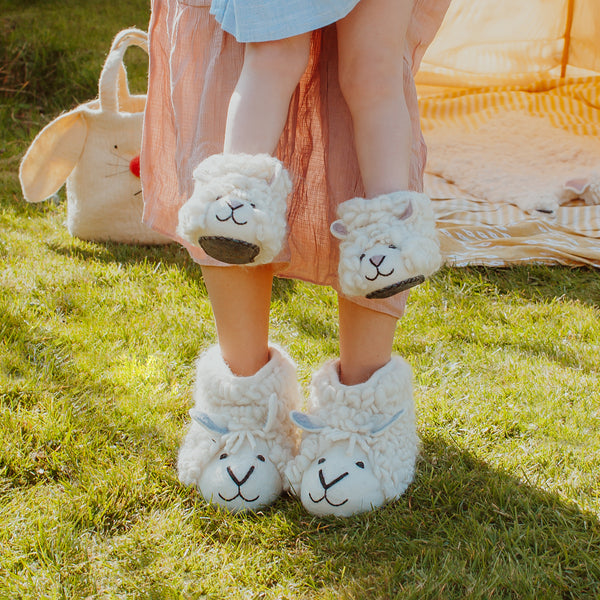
left=219, top=453, right=228, bottom=460
left=355, top=461, right=365, bottom=469
left=359, top=253, right=366, bottom=261
left=257, top=454, right=265, bottom=462
left=318, top=458, right=326, bottom=465
left=388, top=245, right=397, bottom=250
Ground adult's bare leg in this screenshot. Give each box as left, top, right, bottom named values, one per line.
left=338, top=297, right=398, bottom=385
left=336, top=0, right=414, bottom=383
left=202, top=264, right=274, bottom=376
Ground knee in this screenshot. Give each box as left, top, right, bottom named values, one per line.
left=338, top=53, right=405, bottom=112
left=244, top=36, right=311, bottom=91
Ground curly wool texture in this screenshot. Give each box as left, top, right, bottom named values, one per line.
left=336, top=192, right=442, bottom=296
left=177, top=153, right=292, bottom=264
left=178, top=344, right=301, bottom=491
left=285, top=356, right=418, bottom=501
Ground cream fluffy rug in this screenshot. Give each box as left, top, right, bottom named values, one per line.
left=425, top=112, right=600, bottom=214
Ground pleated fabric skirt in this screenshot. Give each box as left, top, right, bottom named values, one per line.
left=141, top=0, right=452, bottom=318
left=210, top=0, right=361, bottom=42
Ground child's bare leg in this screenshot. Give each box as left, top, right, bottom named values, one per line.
left=202, top=36, right=310, bottom=376
left=335, top=0, right=414, bottom=383
left=337, top=0, right=414, bottom=195
left=225, top=34, right=311, bottom=154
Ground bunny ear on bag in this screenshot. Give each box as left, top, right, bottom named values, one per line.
left=19, top=108, right=88, bottom=203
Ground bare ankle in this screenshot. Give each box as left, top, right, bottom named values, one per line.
left=338, top=357, right=391, bottom=386
left=221, top=346, right=270, bottom=377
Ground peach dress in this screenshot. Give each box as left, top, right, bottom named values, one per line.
left=140, top=0, right=451, bottom=318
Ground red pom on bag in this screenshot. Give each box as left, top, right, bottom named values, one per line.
left=129, top=154, right=141, bottom=178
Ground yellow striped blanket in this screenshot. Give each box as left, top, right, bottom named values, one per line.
left=419, top=77, right=600, bottom=267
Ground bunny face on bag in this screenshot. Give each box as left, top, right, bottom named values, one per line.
left=19, top=29, right=169, bottom=244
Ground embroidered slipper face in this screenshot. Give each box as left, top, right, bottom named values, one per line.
left=331, top=192, right=442, bottom=298
left=199, top=444, right=282, bottom=513
left=196, top=193, right=261, bottom=262
left=285, top=358, right=418, bottom=518
left=178, top=345, right=301, bottom=513
left=357, top=243, right=426, bottom=299
left=299, top=444, right=384, bottom=517
left=177, top=154, right=292, bottom=266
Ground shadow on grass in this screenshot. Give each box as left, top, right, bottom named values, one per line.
left=46, top=238, right=301, bottom=302
left=273, top=435, right=600, bottom=599
left=46, top=239, right=193, bottom=270
left=441, top=265, right=600, bottom=308
left=272, top=276, right=300, bottom=302
left=445, top=331, right=596, bottom=373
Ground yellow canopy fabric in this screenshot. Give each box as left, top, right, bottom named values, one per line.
left=418, top=0, right=600, bottom=87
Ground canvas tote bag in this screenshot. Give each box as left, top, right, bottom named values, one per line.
left=19, top=28, right=169, bottom=244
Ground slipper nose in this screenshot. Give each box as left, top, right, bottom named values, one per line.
left=227, top=465, right=255, bottom=487
left=369, top=254, right=385, bottom=267
left=228, top=199, right=244, bottom=210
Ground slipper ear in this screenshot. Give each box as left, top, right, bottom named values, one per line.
left=19, top=108, right=88, bottom=203
left=330, top=220, right=349, bottom=240
left=189, top=409, right=230, bottom=435
left=265, top=158, right=293, bottom=198
left=369, top=409, right=405, bottom=435
left=289, top=410, right=326, bottom=432
left=563, top=177, right=590, bottom=196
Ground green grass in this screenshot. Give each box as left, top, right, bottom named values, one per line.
left=2, top=1, right=600, bottom=598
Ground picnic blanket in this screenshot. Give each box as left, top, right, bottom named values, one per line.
left=419, top=77, right=600, bottom=267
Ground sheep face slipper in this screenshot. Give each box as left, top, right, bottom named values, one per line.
left=178, top=345, right=300, bottom=512
left=331, top=191, right=442, bottom=298
left=285, top=356, right=418, bottom=517
left=177, top=153, right=292, bottom=265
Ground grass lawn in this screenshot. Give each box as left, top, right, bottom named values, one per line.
left=1, top=1, right=600, bottom=598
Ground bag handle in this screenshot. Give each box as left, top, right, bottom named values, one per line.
left=99, top=28, right=148, bottom=114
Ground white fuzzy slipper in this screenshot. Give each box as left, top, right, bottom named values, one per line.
left=177, top=153, right=292, bottom=265
left=285, top=356, right=418, bottom=517
left=178, top=345, right=300, bottom=512
left=330, top=191, right=442, bottom=298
